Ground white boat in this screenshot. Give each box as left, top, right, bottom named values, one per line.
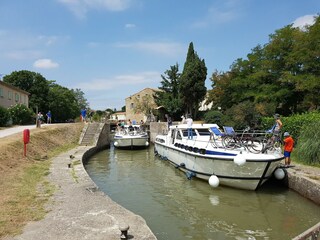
left=154, top=124, right=285, bottom=191
left=113, top=125, right=149, bottom=149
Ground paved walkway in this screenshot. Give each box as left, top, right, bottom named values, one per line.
left=0, top=126, right=156, bottom=240
left=5, top=146, right=156, bottom=240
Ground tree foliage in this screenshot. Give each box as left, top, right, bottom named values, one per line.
left=0, top=106, right=10, bottom=126
left=180, top=42, right=207, bottom=118
left=207, top=15, right=320, bottom=126
left=154, top=63, right=183, bottom=120
left=47, top=83, right=80, bottom=122
left=3, top=70, right=88, bottom=122
left=3, top=70, right=50, bottom=112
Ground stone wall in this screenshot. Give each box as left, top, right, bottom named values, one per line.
left=149, top=122, right=168, bottom=143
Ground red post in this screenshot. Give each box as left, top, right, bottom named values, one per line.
left=23, top=129, right=30, bottom=157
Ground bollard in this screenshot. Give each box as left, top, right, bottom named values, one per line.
left=119, top=224, right=130, bottom=239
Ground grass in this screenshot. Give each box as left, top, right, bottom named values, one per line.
left=0, top=123, right=83, bottom=238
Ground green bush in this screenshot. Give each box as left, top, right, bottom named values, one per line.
left=8, top=104, right=34, bottom=125
left=204, top=110, right=223, bottom=126
left=295, top=121, right=320, bottom=166
left=261, top=111, right=320, bottom=140
left=0, top=106, right=10, bottom=127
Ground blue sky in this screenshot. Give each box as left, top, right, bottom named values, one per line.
left=0, top=0, right=318, bottom=110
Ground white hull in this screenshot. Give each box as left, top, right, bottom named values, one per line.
left=154, top=124, right=284, bottom=191
left=114, top=136, right=149, bottom=149
left=113, top=124, right=149, bottom=149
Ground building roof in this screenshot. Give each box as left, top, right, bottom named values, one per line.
left=0, top=81, right=30, bottom=95
left=125, top=87, right=160, bottom=100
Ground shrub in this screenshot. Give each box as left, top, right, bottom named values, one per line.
left=0, top=106, right=10, bottom=127
left=8, top=104, right=34, bottom=125
left=204, top=110, right=223, bottom=126
left=295, top=121, right=320, bottom=166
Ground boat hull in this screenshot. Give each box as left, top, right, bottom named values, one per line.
left=154, top=142, right=283, bottom=190
left=114, top=136, right=149, bottom=149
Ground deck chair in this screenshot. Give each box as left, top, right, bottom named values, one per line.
left=223, top=126, right=236, bottom=136
left=209, top=127, right=225, bottom=148
left=210, top=127, right=225, bottom=137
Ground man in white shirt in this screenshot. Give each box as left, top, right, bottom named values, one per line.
left=186, top=115, right=193, bottom=139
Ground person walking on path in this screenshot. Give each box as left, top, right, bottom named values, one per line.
left=283, top=132, right=294, bottom=167
left=46, top=110, right=52, bottom=124
left=186, top=114, right=193, bottom=140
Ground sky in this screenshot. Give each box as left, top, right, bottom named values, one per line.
left=0, top=0, right=319, bottom=111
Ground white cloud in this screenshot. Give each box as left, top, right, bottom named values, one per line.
left=33, top=59, right=59, bottom=69
left=77, top=71, right=160, bottom=91
left=292, top=15, right=316, bottom=30
left=115, top=41, right=185, bottom=57
left=58, top=0, right=132, bottom=18
left=125, top=23, right=136, bottom=28
left=191, top=0, right=241, bottom=29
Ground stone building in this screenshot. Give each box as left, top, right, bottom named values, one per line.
left=125, top=88, right=159, bottom=124
left=0, top=80, right=29, bottom=108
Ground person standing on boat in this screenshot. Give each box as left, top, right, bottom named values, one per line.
left=186, top=114, right=193, bottom=139
left=165, top=114, right=172, bottom=129
left=283, top=132, right=294, bottom=167
left=273, top=113, right=283, bottom=136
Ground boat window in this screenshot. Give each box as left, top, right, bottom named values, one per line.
left=176, top=130, right=182, bottom=140
left=196, top=129, right=211, bottom=136
left=182, top=129, right=196, bottom=137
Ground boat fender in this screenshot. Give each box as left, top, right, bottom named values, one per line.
left=199, top=149, right=206, bottom=155
left=186, top=171, right=196, bottom=180
left=180, top=163, right=185, bottom=168
left=274, top=168, right=286, bottom=180
left=193, top=147, right=199, bottom=153
left=114, top=141, right=118, bottom=146
left=145, top=141, right=149, bottom=146
left=233, top=154, right=246, bottom=166
left=188, top=146, right=193, bottom=151
left=180, top=144, right=184, bottom=149
left=209, top=175, right=220, bottom=188
left=184, top=145, right=189, bottom=150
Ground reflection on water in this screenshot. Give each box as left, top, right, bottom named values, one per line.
left=85, top=145, right=320, bottom=240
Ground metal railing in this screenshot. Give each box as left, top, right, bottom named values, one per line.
left=292, top=222, right=320, bottom=240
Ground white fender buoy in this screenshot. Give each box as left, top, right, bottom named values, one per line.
left=114, top=141, right=118, bottom=146
left=208, top=175, right=219, bottom=188
left=274, top=168, right=285, bottom=180
left=234, top=154, right=246, bottom=166
left=145, top=141, right=149, bottom=146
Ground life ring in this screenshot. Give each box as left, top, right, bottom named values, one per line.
left=200, top=149, right=206, bottom=154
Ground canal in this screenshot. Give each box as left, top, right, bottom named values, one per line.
left=84, top=145, right=320, bottom=240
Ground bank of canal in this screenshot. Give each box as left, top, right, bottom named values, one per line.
left=84, top=145, right=320, bottom=240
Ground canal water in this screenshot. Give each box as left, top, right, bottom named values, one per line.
left=84, top=145, right=320, bottom=240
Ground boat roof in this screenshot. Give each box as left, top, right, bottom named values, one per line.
left=169, top=123, right=220, bottom=129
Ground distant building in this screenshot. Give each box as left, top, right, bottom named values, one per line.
left=125, top=88, right=159, bottom=123
left=109, top=111, right=126, bottom=121
left=199, top=92, right=213, bottom=111
left=0, top=81, right=29, bottom=108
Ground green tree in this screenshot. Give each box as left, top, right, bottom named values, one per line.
left=0, top=106, right=10, bottom=126
left=72, top=88, right=89, bottom=110
left=47, top=84, right=79, bottom=122
left=180, top=42, right=207, bottom=118
left=155, top=63, right=183, bottom=119
left=3, top=70, right=50, bottom=112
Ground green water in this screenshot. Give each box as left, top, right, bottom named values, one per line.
left=84, top=145, right=320, bottom=240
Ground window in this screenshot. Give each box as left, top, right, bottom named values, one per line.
left=8, top=91, right=12, bottom=100
left=197, top=129, right=211, bottom=136
left=130, top=102, right=134, bottom=109
left=15, top=93, right=20, bottom=102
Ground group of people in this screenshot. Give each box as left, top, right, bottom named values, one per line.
left=272, top=113, right=294, bottom=167
left=36, top=111, right=52, bottom=128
